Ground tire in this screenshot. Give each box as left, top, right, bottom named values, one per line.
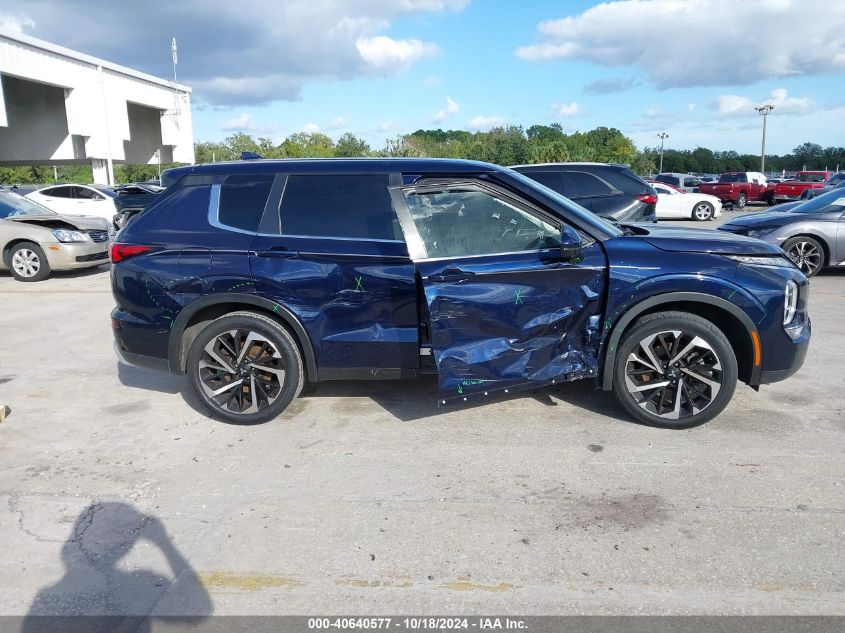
left=782, top=236, right=825, bottom=278
left=692, top=201, right=714, bottom=221
left=612, top=311, right=738, bottom=429
left=186, top=311, right=305, bottom=424
left=7, top=241, right=51, bottom=282
left=735, top=193, right=747, bottom=209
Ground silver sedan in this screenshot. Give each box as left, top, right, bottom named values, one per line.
left=0, top=190, right=112, bottom=282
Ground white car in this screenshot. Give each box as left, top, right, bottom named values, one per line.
left=26, top=184, right=118, bottom=223
left=652, top=182, right=722, bottom=221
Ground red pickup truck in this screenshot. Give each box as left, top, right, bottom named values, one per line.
left=773, top=171, right=833, bottom=202
left=698, top=172, right=773, bottom=208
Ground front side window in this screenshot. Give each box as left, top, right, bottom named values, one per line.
left=403, top=188, right=560, bottom=259
left=280, top=174, right=400, bottom=240
left=217, top=174, right=275, bottom=232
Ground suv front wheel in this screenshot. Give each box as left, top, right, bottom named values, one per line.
left=186, top=311, right=304, bottom=424
left=612, top=311, right=738, bottom=429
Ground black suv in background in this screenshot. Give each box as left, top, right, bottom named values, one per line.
left=511, top=163, right=657, bottom=223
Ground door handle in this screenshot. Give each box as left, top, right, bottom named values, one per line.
left=255, top=246, right=299, bottom=259
left=428, top=268, right=475, bottom=283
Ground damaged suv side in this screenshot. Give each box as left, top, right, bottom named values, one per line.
left=111, top=159, right=810, bottom=428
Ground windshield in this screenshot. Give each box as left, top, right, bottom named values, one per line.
left=795, top=172, right=826, bottom=183
left=0, top=191, right=56, bottom=218
left=503, top=169, right=624, bottom=237
left=790, top=188, right=845, bottom=214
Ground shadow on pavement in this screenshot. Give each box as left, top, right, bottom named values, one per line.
left=24, top=502, right=212, bottom=631
left=117, top=362, right=631, bottom=424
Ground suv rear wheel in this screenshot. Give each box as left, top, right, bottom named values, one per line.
left=612, top=311, right=738, bottom=429
left=186, top=311, right=304, bottom=424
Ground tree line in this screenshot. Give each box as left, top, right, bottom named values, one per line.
left=1, top=125, right=842, bottom=185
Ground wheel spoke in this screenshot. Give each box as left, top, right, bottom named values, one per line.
left=197, top=327, right=287, bottom=416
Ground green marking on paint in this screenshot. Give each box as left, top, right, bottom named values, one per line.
left=355, top=276, right=364, bottom=291
left=514, top=289, right=523, bottom=305
left=727, top=289, right=737, bottom=301
left=272, top=304, right=280, bottom=312
left=371, top=368, right=381, bottom=377
left=457, top=384, right=463, bottom=395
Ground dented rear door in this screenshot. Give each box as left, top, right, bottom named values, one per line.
left=390, top=180, right=607, bottom=404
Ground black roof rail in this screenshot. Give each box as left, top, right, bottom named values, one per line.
left=241, top=151, right=263, bottom=160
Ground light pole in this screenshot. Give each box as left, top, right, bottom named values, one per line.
left=755, top=104, right=774, bottom=174
left=657, top=132, right=669, bottom=173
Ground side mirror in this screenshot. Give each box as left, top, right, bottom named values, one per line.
left=559, top=225, right=583, bottom=261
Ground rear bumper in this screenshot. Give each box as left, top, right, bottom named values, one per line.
left=113, top=340, right=169, bottom=373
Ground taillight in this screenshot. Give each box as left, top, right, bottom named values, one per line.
left=109, top=243, right=160, bottom=264
left=636, top=193, right=657, bottom=205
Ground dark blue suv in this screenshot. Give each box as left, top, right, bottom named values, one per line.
left=110, top=159, right=810, bottom=428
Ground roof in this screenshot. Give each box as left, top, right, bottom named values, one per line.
left=0, top=29, right=191, bottom=93
left=511, top=162, right=629, bottom=169
left=192, top=157, right=503, bottom=175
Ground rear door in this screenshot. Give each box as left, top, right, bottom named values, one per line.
left=38, top=185, right=75, bottom=214
left=248, top=172, right=419, bottom=375
left=390, top=179, right=606, bottom=404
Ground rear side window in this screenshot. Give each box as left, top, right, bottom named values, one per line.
left=46, top=186, right=73, bottom=198
left=218, top=174, right=275, bottom=232
left=568, top=171, right=616, bottom=197
left=280, top=174, right=399, bottom=240
left=522, top=171, right=566, bottom=195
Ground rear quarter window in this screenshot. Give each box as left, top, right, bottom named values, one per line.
left=597, top=168, right=644, bottom=194
left=568, top=171, right=616, bottom=197
left=279, top=174, right=400, bottom=240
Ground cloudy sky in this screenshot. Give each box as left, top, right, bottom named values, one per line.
left=1, top=0, right=843, bottom=153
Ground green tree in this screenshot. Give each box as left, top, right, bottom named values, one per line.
left=335, top=133, right=371, bottom=157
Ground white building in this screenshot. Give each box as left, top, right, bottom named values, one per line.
left=0, top=30, right=194, bottom=185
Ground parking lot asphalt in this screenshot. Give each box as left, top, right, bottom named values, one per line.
left=0, top=208, right=843, bottom=616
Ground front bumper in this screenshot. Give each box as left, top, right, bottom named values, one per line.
left=43, top=240, right=109, bottom=270
left=759, top=317, right=811, bottom=384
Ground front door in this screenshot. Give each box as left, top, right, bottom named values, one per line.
left=390, top=180, right=607, bottom=404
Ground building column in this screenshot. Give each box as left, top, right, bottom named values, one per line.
left=91, top=158, right=113, bottom=185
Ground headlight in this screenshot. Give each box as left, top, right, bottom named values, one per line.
left=783, top=280, right=798, bottom=325
left=51, top=229, right=87, bottom=243
left=745, top=227, right=778, bottom=238
left=726, top=254, right=792, bottom=268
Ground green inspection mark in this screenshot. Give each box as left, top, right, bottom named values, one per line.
left=457, top=385, right=463, bottom=395
left=354, top=276, right=364, bottom=291
left=514, top=289, right=523, bottom=305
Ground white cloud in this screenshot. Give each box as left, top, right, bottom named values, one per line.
left=688, top=103, right=697, bottom=112
left=583, top=77, right=639, bottom=94
left=516, top=1, right=845, bottom=89
left=221, top=112, right=255, bottom=132
left=357, top=36, right=439, bottom=69
left=302, top=123, right=321, bottom=133
left=554, top=101, right=579, bottom=117
left=715, top=88, right=814, bottom=116
left=432, top=96, right=460, bottom=123
left=422, top=76, right=443, bottom=86
left=1, top=0, right=467, bottom=105
left=0, top=11, right=34, bottom=32
left=468, top=115, right=506, bottom=130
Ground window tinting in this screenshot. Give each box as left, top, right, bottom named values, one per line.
left=280, top=174, right=399, bottom=240
left=404, top=188, right=559, bottom=259
left=523, top=171, right=566, bottom=195
left=568, top=171, right=615, bottom=197
left=74, top=186, right=98, bottom=199
left=596, top=168, right=640, bottom=194
left=47, top=186, right=73, bottom=198
left=218, top=174, right=274, bottom=232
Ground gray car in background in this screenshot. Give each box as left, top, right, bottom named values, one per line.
left=717, top=188, right=845, bottom=277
